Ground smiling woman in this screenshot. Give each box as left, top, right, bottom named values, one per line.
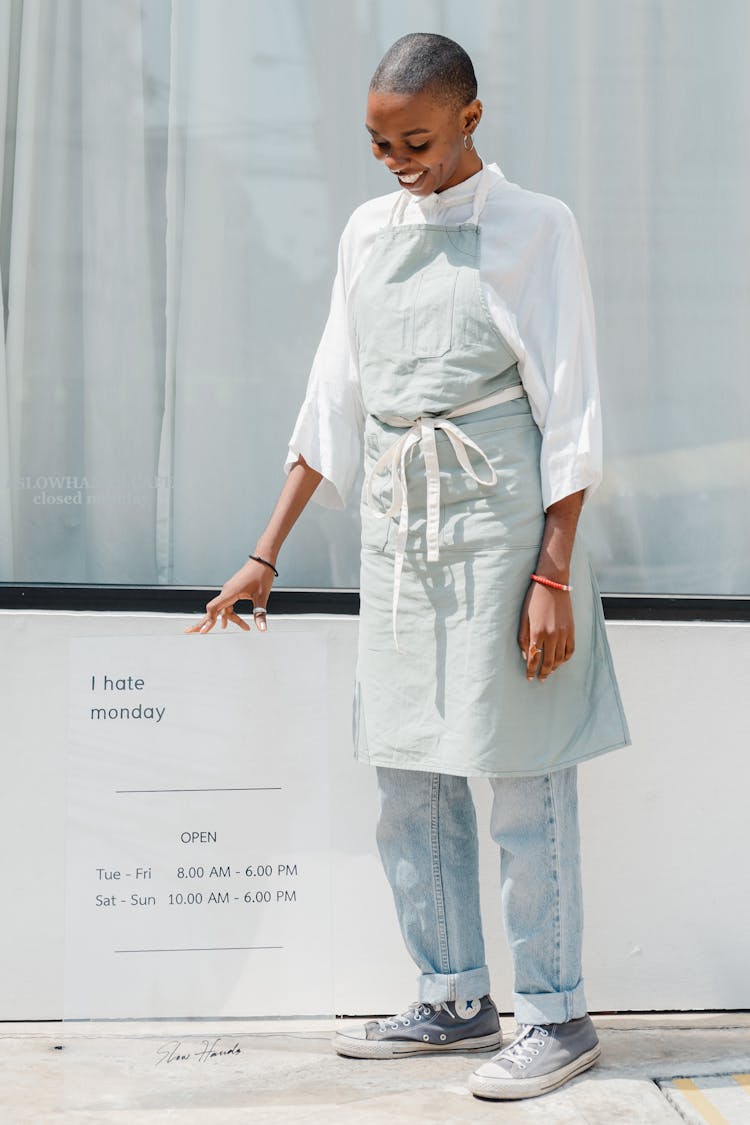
left=365, top=35, right=483, bottom=197
left=187, top=30, right=629, bottom=1103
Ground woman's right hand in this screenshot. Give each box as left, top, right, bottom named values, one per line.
left=183, top=455, right=321, bottom=638
left=183, top=558, right=276, bottom=635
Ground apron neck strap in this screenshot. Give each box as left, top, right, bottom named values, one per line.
left=469, top=163, right=493, bottom=225
left=387, top=163, right=494, bottom=228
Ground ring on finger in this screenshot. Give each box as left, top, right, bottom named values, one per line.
left=253, top=607, right=267, bottom=617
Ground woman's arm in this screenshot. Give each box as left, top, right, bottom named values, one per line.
left=518, top=488, right=584, bottom=681
left=185, top=455, right=323, bottom=635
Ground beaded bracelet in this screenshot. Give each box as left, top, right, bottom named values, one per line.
left=530, top=572, right=573, bottom=592
left=249, top=554, right=279, bottom=578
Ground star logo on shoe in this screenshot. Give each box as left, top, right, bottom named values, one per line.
left=455, top=999, right=479, bottom=1020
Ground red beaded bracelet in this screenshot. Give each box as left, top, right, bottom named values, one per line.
left=530, top=573, right=573, bottom=592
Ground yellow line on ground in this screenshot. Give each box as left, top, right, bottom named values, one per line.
left=672, top=1078, right=730, bottom=1125
left=732, top=1074, right=750, bottom=1096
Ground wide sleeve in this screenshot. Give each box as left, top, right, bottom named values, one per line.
left=518, top=205, right=603, bottom=511
left=284, top=228, right=365, bottom=509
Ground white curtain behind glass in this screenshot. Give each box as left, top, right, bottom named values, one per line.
left=0, top=0, right=748, bottom=593
left=1, top=0, right=164, bottom=582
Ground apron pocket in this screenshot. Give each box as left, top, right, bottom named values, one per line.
left=412, top=270, right=457, bottom=357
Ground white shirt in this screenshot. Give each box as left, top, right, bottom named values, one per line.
left=285, top=161, right=602, bottom=513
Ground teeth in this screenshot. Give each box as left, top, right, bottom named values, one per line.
left=398, top=171, right=422, bottom=184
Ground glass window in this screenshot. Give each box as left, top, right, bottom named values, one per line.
left=1, top=1, right=748, bottom=595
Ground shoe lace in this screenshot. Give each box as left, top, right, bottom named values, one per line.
left=496, top=1024, right=549, bottom=1068
left=376, top=1000, right=455, bottom=1033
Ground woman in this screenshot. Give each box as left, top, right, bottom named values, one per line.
left=188, top=33, right=630, bottom=1102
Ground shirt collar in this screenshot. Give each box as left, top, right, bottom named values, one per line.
left=414, top=161, right=505, bottom=212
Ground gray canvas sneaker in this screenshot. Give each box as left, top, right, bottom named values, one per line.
left=334, top=995, right=503, bottom=1059
left=469, top=1015, right=601, bottom=1099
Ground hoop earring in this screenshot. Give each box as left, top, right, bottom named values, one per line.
left=463, top=133, right=475, bottom=152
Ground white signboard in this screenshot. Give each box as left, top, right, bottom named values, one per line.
left=65, top=632, right=332, bottom=1019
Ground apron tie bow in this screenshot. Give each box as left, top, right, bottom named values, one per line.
left=365, top=384, right=526, bottom=649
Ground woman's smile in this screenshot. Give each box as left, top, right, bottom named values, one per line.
left=392, top=168, right=428, bottom=189
left=394, top=170, right=424, bottom=185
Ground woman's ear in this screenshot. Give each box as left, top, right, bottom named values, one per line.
left=462, top=98, right=483, bottom=134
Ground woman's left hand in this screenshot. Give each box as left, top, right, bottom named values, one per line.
left=518, top=581, right=575, bottom=682
left=519, top=488, right=584, bottom=682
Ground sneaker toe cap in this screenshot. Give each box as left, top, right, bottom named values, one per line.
left=334, top=1027, right=369, bottom=1043
left=473, top=1059, right=515, bottom=1079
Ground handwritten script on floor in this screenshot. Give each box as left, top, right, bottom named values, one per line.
left=154, top=1037, right=242, bottom=1065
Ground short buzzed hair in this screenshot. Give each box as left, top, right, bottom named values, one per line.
left=370, top=33, right=478, bottom=110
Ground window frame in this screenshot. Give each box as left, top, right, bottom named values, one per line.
left=0, top=585, right=748, bottom=622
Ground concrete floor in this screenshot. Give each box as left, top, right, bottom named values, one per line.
left=1, top=1013, right=749, bottom=1124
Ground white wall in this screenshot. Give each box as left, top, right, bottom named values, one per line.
left=0, top=610, right=748, bottom=1019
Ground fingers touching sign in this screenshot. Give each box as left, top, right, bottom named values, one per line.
left=183, top=558, right=275, bottom=636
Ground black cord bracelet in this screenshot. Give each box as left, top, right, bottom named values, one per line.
left=248, top=553, right=279, bottom=578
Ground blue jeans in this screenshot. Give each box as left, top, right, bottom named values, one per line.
left=375, top=765, right=588, bottom=1025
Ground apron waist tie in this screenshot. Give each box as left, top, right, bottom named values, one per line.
left=365, top=383, right=526, bottom=649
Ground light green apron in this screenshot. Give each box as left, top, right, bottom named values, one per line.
left=351, top=168, right=630, bottom=777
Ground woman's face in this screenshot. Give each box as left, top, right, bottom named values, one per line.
left=365, top=88, right=482, bottom=198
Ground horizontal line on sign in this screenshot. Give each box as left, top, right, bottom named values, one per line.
left=115, top=787, right=283, bottom=794
left=114, top=946, right=284, bottom=953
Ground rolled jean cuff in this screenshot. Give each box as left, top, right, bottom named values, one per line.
left=417, top=966, right=491, bottom=1005
left=514, top=980, right=588, bottom=1025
